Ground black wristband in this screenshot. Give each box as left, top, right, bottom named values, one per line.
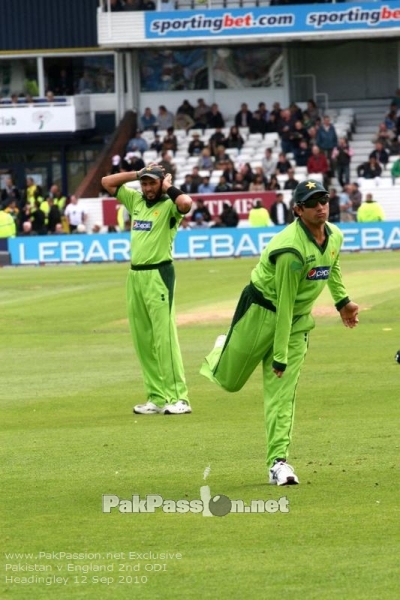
left=167, top=186, right=183, bottom=202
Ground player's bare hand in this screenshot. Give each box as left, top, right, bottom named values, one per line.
left=162, top=172, right=172, bottom=192
left=273, top=369, right=284, bottom=378
left=339, top=301, right=359, bottom=328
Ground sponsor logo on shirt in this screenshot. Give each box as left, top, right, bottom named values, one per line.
left=306, top=266, right=330, bottom=280
left=132, top=220, right=152, bottom=231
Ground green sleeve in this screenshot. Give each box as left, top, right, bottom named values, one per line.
left=116, top=185, right=139, bottom=214
left=327, top=254, right=350, bottom=310
left=272, top=252, right=303, bottom=371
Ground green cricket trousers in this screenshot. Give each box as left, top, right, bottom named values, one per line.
left=127, top=262, right=188, bottom=407
left=201, top=284, right=314, bottom=467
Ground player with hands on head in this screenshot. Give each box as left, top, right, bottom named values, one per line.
left=201, top=179, right=358, bottom=485
left=101, top=163, right=193, bottom=415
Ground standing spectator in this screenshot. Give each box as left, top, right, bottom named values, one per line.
left=316, top=115, right=338, bottom=167
left=295, top=139, right=311, bottom=168
left=257, top=102, right=269, bottom=122
left=349, top=182, right=362, bottom=217
left=176, top=99, right=195, bottom=119
left=101, top=165, right=192, bottom=415
left=206, top=103, right=225, bottom=129
left=64, top=195, right=86, bottom=233
left=193, top=98, right=210, bottom=130
left=235, top=103, right=253, bottom=128
left=188, top=133, right=205, bottom=157
left=219, top=202, right=239, bottom=227
left=373, top=122, right=395, bottom=150
left=369, top=142, right=389, bottom=168
left=140, top=107, right=157, bottom=132
left=284, top=169, right=299, bottom=191
left=269, top=193, right=290, bottom=226
left=248, top=200, right=270, bottom=227
left=339, top=184, right=354, bottom=222
left=156, top=105, right=174, bottom=131
left=357, top=194, right=385, bottom=222
left=30, top=199, right=47, bottom=235
left=46, top=197, right=62, bottom=233
left=277, top=109, right=294, bottom=154
left=25, top=176, right=37, bottom=206
left=48, top=184, right=67, bottom=213
left=328, top=187, right=341, bottom=223
left=0, top=209, right=16, bottom=237
left=111, top=155, right=121, bottom=175
left=331, top=137, right=353, bottom=188
left=390, top=154, right=400, bottom=184
left=305, top=99, right=319, bottom=125
left=200, top=179, right=359, bottom=485
left=1, top=176, right=20, bottom=209
left=288, top=120, right=309, bottom=155
left=307, top=145, right=330, bottom=187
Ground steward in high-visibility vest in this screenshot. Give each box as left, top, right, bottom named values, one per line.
left=357, top=196, right=385, bottom=222
left=0, top=210, right=16, bottom=237
left=248, top=200, right=271, bottom=227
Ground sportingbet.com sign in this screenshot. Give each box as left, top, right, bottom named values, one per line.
left=7, top=223, right=400, bottom=265
left=145, top=2, right=400, bottom=40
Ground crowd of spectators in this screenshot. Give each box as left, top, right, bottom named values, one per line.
left=0, top=90, right=66, bottom=105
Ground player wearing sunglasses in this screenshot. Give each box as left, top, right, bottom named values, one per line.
left=201, top=179, right=359, bottom=485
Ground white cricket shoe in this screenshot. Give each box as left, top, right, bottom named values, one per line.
left=164, top=400, right=192, bottom=415
left=133, top=401, right=164, bottom=415
left=269, top=461, right=299, bottom=486
left=214, top=334, right=227, bottom=349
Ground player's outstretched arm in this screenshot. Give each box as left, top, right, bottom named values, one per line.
left=339, top=301, right=359, bottom=328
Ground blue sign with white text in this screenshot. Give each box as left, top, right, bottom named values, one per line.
left=145, top=3, right=400, bottom=39
left=7, top=223, right=400, bottom=266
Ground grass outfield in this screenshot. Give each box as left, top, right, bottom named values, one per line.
left=1, top=251, right=400, bottom=599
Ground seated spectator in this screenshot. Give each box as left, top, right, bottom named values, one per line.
left=219, top=202, right=239, bottom=228
left=46, top=90, right=55, bottom=103
left=210, top=215, right=224, bottom=228
left=174, top=110, right=194, bottom=132
left=193, top=98, right=210, bottom=130
left=190, top=166, right=203, bottom=189
left=307, top=145, right=330, bottom=187
left=188, top=132, right=205, bottom=156
left=267, top=174, right=281, bottom=191
left=289, top=120, right=309, bottom=154
left=197, top=148, right=214, bottom=171
left=140, top=107, right=157, bottom=131
left=158, top=151, right=176, bottom=180
left=257, top=102, right=269, bottom=122
left=64, top=195, right=86, bottom=234
left=1, top=176, right=20, bottom=209
left=372, top=122, right=395, bottom=149
left=30, top=199, right=47, bottom=234
left=126, top=130, right=148, bottom=155
left=253, top=166, right=268, bottom=188
left=249, top=173, right=266, bottom=192
left=284, top=168, right=299, bottom=191
left=122, top=151, right=145, bottom=172
left=206, top=103, right=225, bottom=129
left=176, top=99, right=195, bottom=119
left=181, top=174, right=199, bottom=194
left=328, top=187, right=340, bottom=223
left=209, top=127, right=227, bottom=156
left=222, top=161, right=238, bottom=185
left=124, top=0, right=144, bottom=10
left=390, top=155, right=400, bottom=184
left=269, top=193, right=289, bottom=225
left=356, top=156, right=382, bottom=180
left=191, top=214, right=210, bottom=229
left=156, top=105, right=174, bottom=130
left=178, top=216, right=192, bottom=230
left=191, top=198, right=212, bottom=223
left=391, top=88, right=400, bottom=109
left=262, top=147, right=276, bottom=179
left=240, top=163, right=254, bottom=187
left=150, top=134, right=163, bottom=154
left=161, top=127, right=178, bottom=154
left=249, top=111, right=269, bottom=135
left=10, top=93, right=19, bottom=105
left=369, top=142, right=389, bottom=168
left=214, top=145, right=230, bottom=170
left=248, top=200, right=270, bottom=227
left=108, top=0, right=124, bottom=10
left=235, top=103, right=252, bottom=128
left=19, top=220, right=37, bottom=236
left=277, top=109, right=294, bottom=154
left=295, top=139, right=311, bottom=167
left=231, top=172, right=249, bottom=192
left=357, top=193, right=385, bottom=222
left=331, top=137, right=353, bottom=188
left=111, top=154, right=121, bottom=174
left=306, top=99, right=319, bottom=125
left=275, top=152, right=292, bottom=175
left=198, top=176, right=215, bottom=195
left=46, top=196, right=62, bottom=233
left=214, top=175, right=232, bottom=193
left=289, top=102, right=303, bottom=122
left=225, top=126, right=244, bottom=151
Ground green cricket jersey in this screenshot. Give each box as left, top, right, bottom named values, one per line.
left=117, top=186, right=183, bottom=265
left=251, top=219, right=349, bottom=368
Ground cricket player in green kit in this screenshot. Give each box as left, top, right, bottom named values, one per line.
left=101, top=165, right=192, bottom=415
left=201, top=179, right=359, bottom=484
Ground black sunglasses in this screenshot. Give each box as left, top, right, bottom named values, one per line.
left=302, top=194, right=329, bottom=208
